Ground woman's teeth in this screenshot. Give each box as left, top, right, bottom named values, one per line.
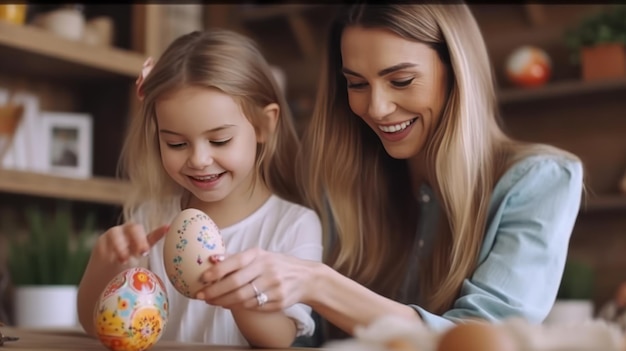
left=378, top=118, right=417, bottom=133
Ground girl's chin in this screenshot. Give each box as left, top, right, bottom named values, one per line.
left=189, top=191, right=228, bottom=204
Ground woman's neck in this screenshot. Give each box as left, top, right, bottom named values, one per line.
left=407, top=152, right=435, bottom=201
left=407, top=152, right=428, bottom=198
left=186, top=176, right=272, bottom=229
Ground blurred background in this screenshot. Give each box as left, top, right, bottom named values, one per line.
left=0, top=3, right=624, bottom=328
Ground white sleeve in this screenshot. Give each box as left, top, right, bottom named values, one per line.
left=279, top=208, right=323, bottom=336
left=284, top=303, right=316, bottom=337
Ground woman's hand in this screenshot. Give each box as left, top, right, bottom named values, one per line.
left=93, top=223, right=169, bottom=264
left=195, top=247, right=320, bottom=311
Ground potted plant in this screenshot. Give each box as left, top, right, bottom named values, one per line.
left=3, top=204, right=95, bottom=328
left=544, top=259, right=595, bottom=325
left=564, top=5, right=626, bottom=81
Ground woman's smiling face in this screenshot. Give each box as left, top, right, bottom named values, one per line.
left=341, top=25, right=450, bottom=159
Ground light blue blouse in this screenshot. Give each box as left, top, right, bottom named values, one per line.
left=410, top=154, right=584, bottom=330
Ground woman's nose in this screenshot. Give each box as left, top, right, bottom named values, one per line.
left=368, top=87, right=395, bottom=120
left=187, top=146, right=213, bottom=169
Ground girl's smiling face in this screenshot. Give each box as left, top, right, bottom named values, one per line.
left=156, top=86, right=259, bottom=204
left=341, top=25, right=450, bottom=159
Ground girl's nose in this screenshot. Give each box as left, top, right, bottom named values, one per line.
left=187, top=146, right=213, bottom=169
left=368, top=87, right=396, bottom=120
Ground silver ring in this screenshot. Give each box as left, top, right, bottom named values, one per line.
left=250, top=282, right=268, bottom=307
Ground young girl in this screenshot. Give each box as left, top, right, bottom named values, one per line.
left=189, top=3, right=584, bottom=345
left=76, top=29, right=322, bottom=348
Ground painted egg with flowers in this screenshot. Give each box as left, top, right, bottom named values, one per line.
left=163, top=208, right=225, bottom=299
left=505, top=45, right=552, bottom=88
left=94, top=267, right=168, bottom=351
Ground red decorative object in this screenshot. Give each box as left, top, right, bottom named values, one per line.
left=505, top=46, right=552, bottom=88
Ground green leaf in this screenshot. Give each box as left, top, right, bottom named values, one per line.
left=563, top=5, right=626, bottom=55
left=5, top=205, right=97, bottom=286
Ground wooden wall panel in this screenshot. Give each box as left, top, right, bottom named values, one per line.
left=501, top=92, right=626, bottom=194
left=0, top=74, right=76, bottom=112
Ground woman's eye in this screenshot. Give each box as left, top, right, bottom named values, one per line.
left=211, top=138, right=232, bottom=146
left=166, top=142, right=186, bottom=149
left=347, top=81, right=368, bottom=89
left=392, top=78, right=414, bottom=87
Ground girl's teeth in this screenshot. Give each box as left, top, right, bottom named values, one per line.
left=194, top=174, right=218, bottom=181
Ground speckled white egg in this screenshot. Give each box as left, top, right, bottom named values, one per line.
left=163, top=208, right=225, bottom=299
left=94, top=267, right=168, bottom=351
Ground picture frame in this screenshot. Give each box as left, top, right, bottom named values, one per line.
left=40, top=111, right=93, bottom=179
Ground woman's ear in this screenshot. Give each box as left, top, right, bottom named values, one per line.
left=257, top=103, right=279, bottom=143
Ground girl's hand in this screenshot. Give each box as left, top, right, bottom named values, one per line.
left=195, top=247, right=319, bottom=311
left=94, top=223, right=169, bottom=265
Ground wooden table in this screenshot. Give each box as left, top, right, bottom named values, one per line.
left=0, top=327, right=313, bottom=350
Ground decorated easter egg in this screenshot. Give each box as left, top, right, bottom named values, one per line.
left=505, top=45, right=552, bottom=88
left=94, top=267, right=168, bottom=351
left=163, top=208, right=225, bottom=299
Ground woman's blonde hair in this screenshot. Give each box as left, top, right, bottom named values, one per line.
left=119, top=29, right=301, bottom=231
left=299, top=4, right=579, bottom=314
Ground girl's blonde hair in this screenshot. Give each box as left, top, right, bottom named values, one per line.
left=299, top=4, right=579, bottom=314
left=119, top=29, right=301, bottom=231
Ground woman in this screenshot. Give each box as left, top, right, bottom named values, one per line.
left=195, top=3, right=584, bottom=342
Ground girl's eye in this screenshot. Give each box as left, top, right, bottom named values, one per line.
left=392, top=78, right=414, bottom=87
left=166, top=142, right=186, bottom=149
left=211, top=138, right=232, bottom=146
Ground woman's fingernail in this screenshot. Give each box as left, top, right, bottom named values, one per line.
left=196, top=292, right=205, bottom=300
left=141, top=250, right=149, bottom=257
left=210, top=255, right=225, bottom=263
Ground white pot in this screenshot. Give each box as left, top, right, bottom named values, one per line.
left=544, top=299, right=594, bottom=326
left=40, top=9, right=85, bottom=41
left=14, top=285, right=78, bottom=329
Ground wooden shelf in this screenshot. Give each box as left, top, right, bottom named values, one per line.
left=0, top=169, right=130, bottom=205
left=0, top=21, right=146, bottom=81
left=581, top=194, right=626, bottom=213
left=498, top=77, right=626, bottom=105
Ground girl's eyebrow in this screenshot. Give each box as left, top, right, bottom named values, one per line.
left=342, top=62, right=419, bottom=78
left=159, top=125, right=236, bottom=135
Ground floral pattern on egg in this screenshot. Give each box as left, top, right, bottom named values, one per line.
left=170, top=213, right=221, bottom=296
left=131, top=271, right=155, bottom=292
left=163, top=209, right=225, bottom=299
left=101, top=273, right=126, bottom=300
left=95, top=267, right=168, bottom=351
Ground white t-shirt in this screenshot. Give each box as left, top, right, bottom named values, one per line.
left=148, top=195, right=323, bottom=346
